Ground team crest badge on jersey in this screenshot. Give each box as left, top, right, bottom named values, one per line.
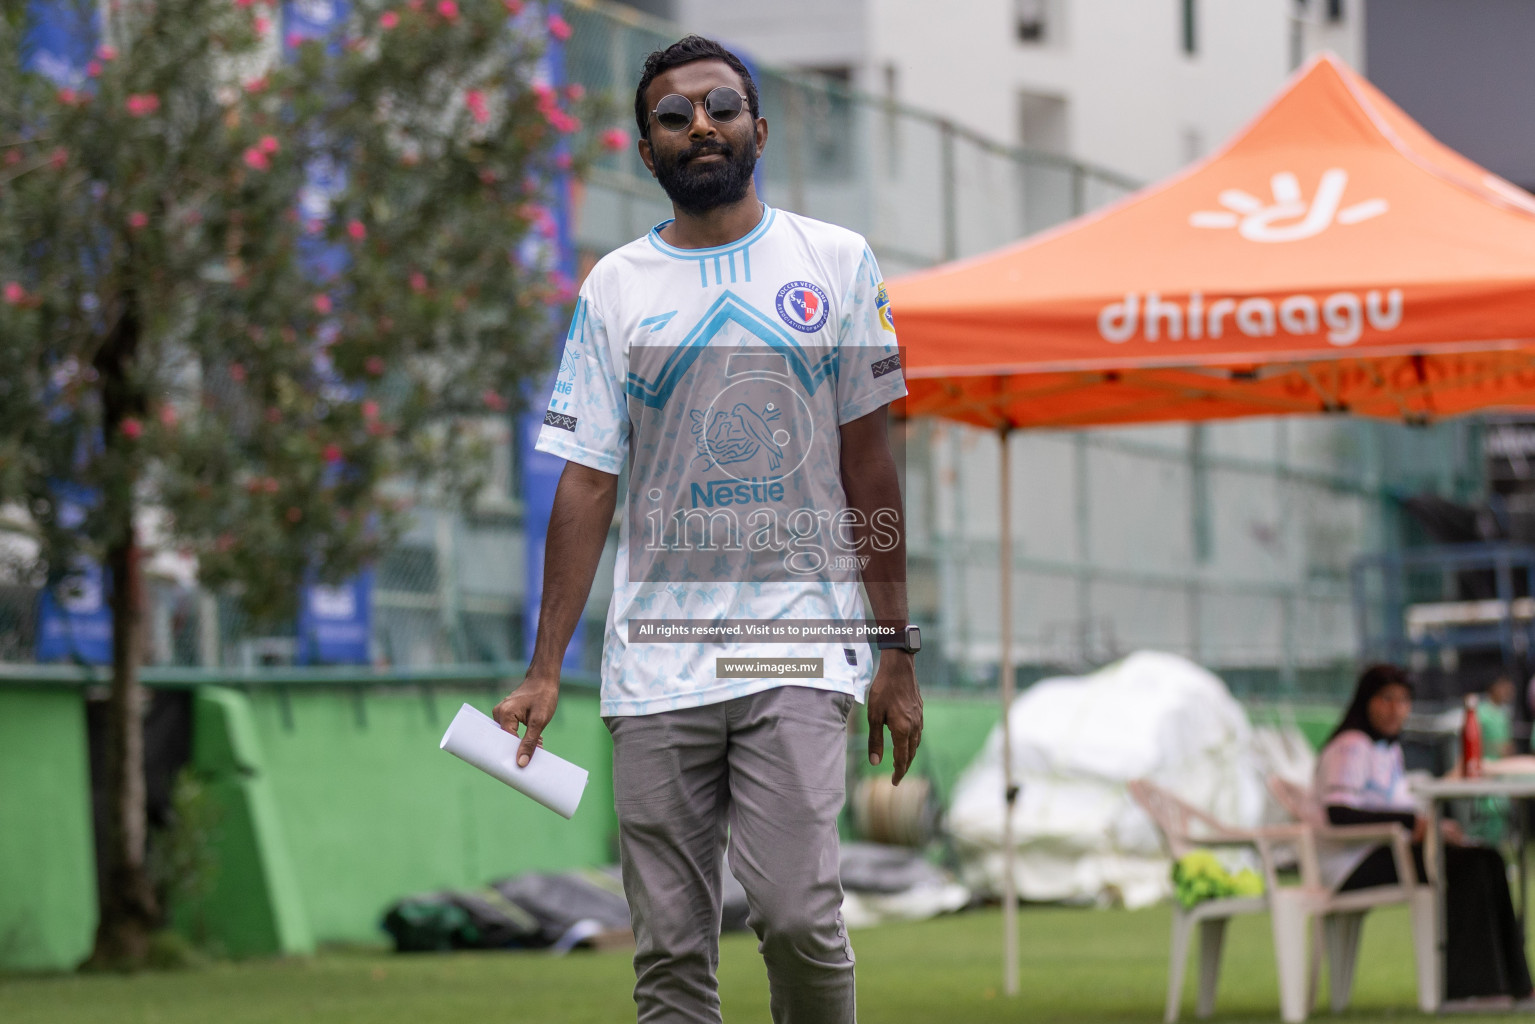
left=875, top=281, right=896, bottom=333
left=775, top=281, right=830, bottom=333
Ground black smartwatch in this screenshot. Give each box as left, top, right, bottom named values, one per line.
left=876, top=625, right=921, bottom=655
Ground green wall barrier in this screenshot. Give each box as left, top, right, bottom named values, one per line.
left=234, top=685, right=617, bottom=947
left=0, top=668, right=1339, bottom=972
left=185, top=687, right=315, bottom=957
left=0, top=689, right=96, bottom=972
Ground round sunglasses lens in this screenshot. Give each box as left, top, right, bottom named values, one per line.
left=704, top=87, right=744, bottom=122
left=654, top=94, right=693, bottom=131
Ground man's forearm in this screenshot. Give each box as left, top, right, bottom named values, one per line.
left=840, top=447, right=908, bottom=627
left=528, top=463, right=619, bottom=676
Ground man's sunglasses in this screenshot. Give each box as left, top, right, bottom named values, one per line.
left=649, top=86, right=747, bottom=133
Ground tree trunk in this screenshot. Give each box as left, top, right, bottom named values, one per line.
left=85, top=527, right=159, bottom=969
left=84, top=291, right=158, bottom=970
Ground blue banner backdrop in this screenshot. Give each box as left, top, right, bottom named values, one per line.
left=520, top=4, right=584, bottom=670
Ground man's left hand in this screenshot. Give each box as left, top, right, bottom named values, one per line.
left=867, top=651, right=923, bottom=785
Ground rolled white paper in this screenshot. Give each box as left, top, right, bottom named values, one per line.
left=439, top=703, right=589, bottom=819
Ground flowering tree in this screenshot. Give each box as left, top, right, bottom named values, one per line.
left=0, top=0, right=622, bottom=967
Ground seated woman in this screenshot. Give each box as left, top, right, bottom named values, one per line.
left=1314, top=664, right=1532, bottom=1002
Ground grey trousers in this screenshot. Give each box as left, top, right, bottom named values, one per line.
left=605, top=685, right=857, bottom=1024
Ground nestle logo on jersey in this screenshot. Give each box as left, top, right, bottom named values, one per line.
left=690, top=477, right=786, bottom=508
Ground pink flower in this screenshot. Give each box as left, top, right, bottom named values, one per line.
left=313, top=294, right=333, bottom=315
left=49, top=147, right=68, bottom=170
left=564, top=83, right=585, bottom=101
left=366, top=420, right=389, bottom=437
left=235, top=0, right=255, bottom=7
left=600, top=127, right=629, bottom=151
left=286, top=32, right=303, bottom=48
left=127, top=211, right=148, bottom=229
left=258, top=134, right=279, bottom=155
left=554, top=151, right=573, bottom=171
left=502, top=0, right=522, bottom=12
left=254, top=14, right=270, bottom=33
left=264, top=477, right=280, bottom=494
left=436, top=0, right=458, bottom=19
left=545, top=109, right=580, bottom=134
left=380, top=10, right=399, bottom=28
left=159, top=406, right=178, bottom=428
left=365, top=356, right=386, bottom=375
left=546, top=13, right=571, bottom=39
left=482, top=389, right=507, bottom=411
left=125, top=93, right=160, bottom=117
left=532, top=83, right=555, bottom=106
left=56, top=87, right=83, bottom=106
left=120, top=418, right=143, bottom=440
left=409, top=272, right=428, bottom=293
left=243, top=147, right=270, bottom=171
left=243, top=76, right=268, bottom=94
left=464, top=89, right=489, bottom=124
left=347, top=220, right=367, bottom=241
left=86, top=60, right=102, bottom=77
left=549, top=271, right=575, bottom=301
left=229, top=363, right=247, bottom=382
left=3, top=282, right=26, bottom=305
left=361, top=400, right=380, bottom=420
left=518, top=203, right=550, bottom=229
left=286, top=506, right=303, bottom=523
left=95, top=44, right=118, bottom=60
left=323, top=443, right=343, bottom=463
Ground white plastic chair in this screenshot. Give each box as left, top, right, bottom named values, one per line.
left=1129, top=779, right=1308, bottom=1023
left=1267, top=776, right=1438, bottom=1017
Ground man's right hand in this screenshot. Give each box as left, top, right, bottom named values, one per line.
left=493, top=674, right=561, bottom=768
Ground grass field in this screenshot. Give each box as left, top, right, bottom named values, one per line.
left=3, top=901, right=1530, bottom=1024
left=0, top=902, right=1528, bottom=1024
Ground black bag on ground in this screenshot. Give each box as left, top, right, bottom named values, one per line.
left=382, top=887, right=541, bottom=951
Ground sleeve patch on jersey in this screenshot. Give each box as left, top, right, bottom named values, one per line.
left=870, top=353, right=902, bottom=380
left=875, top=281, right=896, bottom=333
left=543, top=410, right=578, bottom=432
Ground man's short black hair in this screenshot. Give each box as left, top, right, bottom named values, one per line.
left=634, top=35, right=760, bottom=141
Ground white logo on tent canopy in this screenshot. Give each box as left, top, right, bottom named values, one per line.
left=1189, top=169, right=1388, bottom=242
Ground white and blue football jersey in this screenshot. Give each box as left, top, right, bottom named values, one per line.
left=534, top=205, right=907, bottom=716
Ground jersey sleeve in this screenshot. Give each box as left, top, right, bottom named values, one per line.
left=835, top=244, right=907, bottom=425
left=533, top=288, right=629, bottom=475
left=1316, top=732, right=1372, bottom=808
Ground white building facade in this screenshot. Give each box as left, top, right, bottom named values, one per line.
left=672, top=0, right=1363, bottom=181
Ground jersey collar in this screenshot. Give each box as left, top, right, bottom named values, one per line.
left=647, top=203, right=775, bottom=260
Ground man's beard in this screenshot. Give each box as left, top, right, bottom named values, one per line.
left=653, top=137, right=756, bottom=214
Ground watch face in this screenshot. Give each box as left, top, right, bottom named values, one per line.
left=906, top=625, right=921, bottom=652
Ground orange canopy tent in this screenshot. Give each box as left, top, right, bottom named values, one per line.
left=892, top=54, right=1535, bottom=431
left=886, top=54, right=1535, bottom=1006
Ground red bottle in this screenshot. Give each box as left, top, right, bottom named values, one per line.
left=1462, top=694, right=1484, bottom=779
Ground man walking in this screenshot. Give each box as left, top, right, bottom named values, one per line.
left=494, top=35, right=922, bottom=1024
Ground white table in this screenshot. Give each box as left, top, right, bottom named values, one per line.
left=1409, top=775, right=1535, bottom=1012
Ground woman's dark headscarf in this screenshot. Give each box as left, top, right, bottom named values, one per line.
left=1327, top=663, right=1414, bottom=744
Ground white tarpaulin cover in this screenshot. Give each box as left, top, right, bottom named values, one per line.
left=946, top=651, right=1268, bottom=909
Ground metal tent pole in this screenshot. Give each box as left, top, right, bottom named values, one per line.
left=998, top=425, right=1018, bottom=996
